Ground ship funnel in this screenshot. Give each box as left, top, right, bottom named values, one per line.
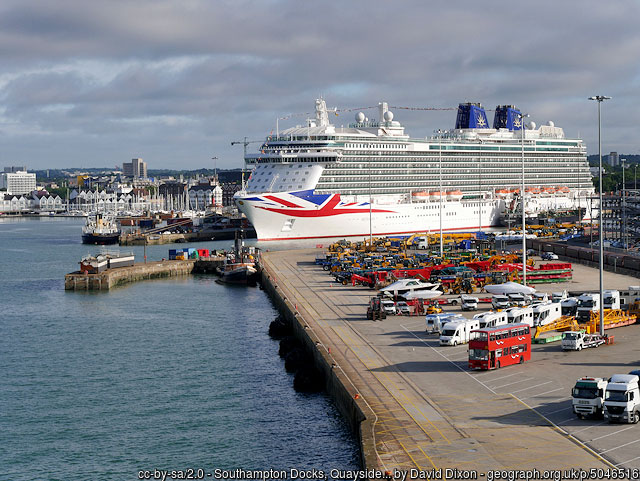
left=493, top=105, right=523, bottom=130
left=455, top=103, right=489, bottom=129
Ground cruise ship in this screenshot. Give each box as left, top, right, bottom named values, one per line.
left=234, top=99, right=594, bottom=241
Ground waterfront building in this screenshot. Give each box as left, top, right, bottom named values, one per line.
left=0, top=170, right=37, bottom=195
left=221, top=183, right=242, bottom=207
left=608, top=152, right=620, bottom=167
left=188, top=181, right=223, bottom=210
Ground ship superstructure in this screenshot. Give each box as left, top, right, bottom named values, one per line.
left=234, top=99, right=594, bottom=241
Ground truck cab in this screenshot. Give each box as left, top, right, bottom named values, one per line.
left=576, top=293, right=600, bottom=322
left=603, top=290, right=621, bottom=310
left=561, top=297, right=578, bottom=316
left=491, top=295, right=510, bottom=310
left=572, top=377, right=607, bottom=418
left=603, top=374, right=640, bottom=424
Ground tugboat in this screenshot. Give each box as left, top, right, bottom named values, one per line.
left=81, top=213, right=121, bottom=245
left=217, top=229, right=258, bottom=285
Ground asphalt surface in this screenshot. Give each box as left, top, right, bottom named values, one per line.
left=263, top=250, right=640, bottom=474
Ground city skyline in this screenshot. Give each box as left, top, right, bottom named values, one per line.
left=1, top=0, right=639, bottom=169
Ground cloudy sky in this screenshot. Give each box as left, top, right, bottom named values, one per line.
left=1, top=0, right=638, bottom=170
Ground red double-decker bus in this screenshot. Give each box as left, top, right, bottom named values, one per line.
left=468, top=323, right=531, bottom=370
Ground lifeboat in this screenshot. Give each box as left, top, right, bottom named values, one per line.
left=412, top=191, right=430, bottom=201
left=446, top=190, right=463, bottom=201
left=429, top=191, right=443, bottom=202
left=530, top=187, right=542, bottom=195
left=556, top=186, right=570, bottom=194
left=496, top=189, right=510, bottom=198
left=542, top=186, right=555, bottom=195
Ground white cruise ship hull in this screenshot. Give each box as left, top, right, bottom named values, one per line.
left=236, top=191, right=504, bottom=241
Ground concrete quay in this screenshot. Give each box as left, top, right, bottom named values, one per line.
left=64, top=257, right=224, bottom=290
left=260, top=249, right=640, bottom=473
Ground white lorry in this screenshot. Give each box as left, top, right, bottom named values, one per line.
left=561, top=331, right=606, bottom=351
left=425, top=313, right=463, bottom=334
left=572, top=377, right=608, bottom=418
left=532, top=301, right=562, bottom=326
left=491, top=295, right=511, bottom=310
left=506, top=306, right=534, bottom=327
left=603, top=374, right=640, bottom=424
left=439, top=319, right=480, bottom=346
left=576, top=293, right=599, bottom=322
left=603, top=290, right=621, bottom=310
left=473, top=311, right=508, bottom=329
left=561, top=297, right=578, bottom=316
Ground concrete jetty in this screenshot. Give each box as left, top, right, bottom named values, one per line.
left=260, top=249, right=640, bottom=472
left=64, top=257, right=225, bottom=290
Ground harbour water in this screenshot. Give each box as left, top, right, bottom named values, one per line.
left=0, top=218, right=359, bottom=480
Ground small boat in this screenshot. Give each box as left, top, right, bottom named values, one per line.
left=82, top=213, right=120, bottom=245
left=446, top=190, right=464, bottom=201
left=216, top=229, right=258, bottom=285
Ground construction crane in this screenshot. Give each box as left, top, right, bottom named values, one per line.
left=231, top=137, right=263, bottom=190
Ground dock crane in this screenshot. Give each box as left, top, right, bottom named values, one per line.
left=230, top=137, right=263, bottom=190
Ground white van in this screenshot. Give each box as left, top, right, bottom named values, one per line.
left=506, top=306, right=534, bottom=327
left=492, top=295, right=511, bottom=310
left=473, top=311, right=508, bottom=329
left=507, top=293, right=527, bottom=307
left=425, top=313, right=463, bottom=334
left=439, top=319, right=480, bottom=346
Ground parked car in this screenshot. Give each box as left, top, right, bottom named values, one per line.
left=380, top=299, right=397, bottom=315
left=541, top=252, right=559, bottom=260
left=395, top=301, right=411, bottom=315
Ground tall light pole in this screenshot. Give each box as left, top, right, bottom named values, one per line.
left=622, top=158, right=627, bottom=249
left=635, top=164, right=638, bottom=190
left=589, top=95, right=611, bottom=336
left=438, top=130, right=443, bottom=258
left=520, top=112, right=529, bottom=285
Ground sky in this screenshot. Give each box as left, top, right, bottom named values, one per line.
left=1, top=0, right=639, bottom=170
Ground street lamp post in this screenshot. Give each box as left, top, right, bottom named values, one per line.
left=622, top=158, right=627, bottom=249
left=589, top=95, right=611, bottom=336
left=439, top=130, right=443, bottom=258
left=520, top=113, right=529, bottom=285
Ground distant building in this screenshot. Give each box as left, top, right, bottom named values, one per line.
left=221, top=183, right=242, bottom=207
left=4, top=166, right=27, bottom=173
left=0, top=170, right=37, bottom=195
left=188, top=182, right=223, bottom=210
left=608, top=152, right=619, bottom=167
left=122, top=158, right=147, bottom=179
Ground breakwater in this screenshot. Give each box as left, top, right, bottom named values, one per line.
left=64, top=258, right=225, bottom=290
left=259, top=253, right=375, bottom=470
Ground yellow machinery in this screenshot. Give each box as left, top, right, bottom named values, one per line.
left=583, top=310, right=635, bottom=334
left=534, top=316, right=581, bottom=339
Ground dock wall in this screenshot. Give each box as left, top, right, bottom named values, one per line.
left=260, top=257, right=376, bottom=471
left=64, top=257, right=225, bottom=290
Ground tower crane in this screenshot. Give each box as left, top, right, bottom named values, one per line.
left=230, top=137, right=263, bottom=190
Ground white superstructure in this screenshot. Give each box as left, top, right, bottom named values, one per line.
left=235, top=99, right=594, bottom=241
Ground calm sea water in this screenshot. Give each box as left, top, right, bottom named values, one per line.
left=0, top=218, right=359, bottom=481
